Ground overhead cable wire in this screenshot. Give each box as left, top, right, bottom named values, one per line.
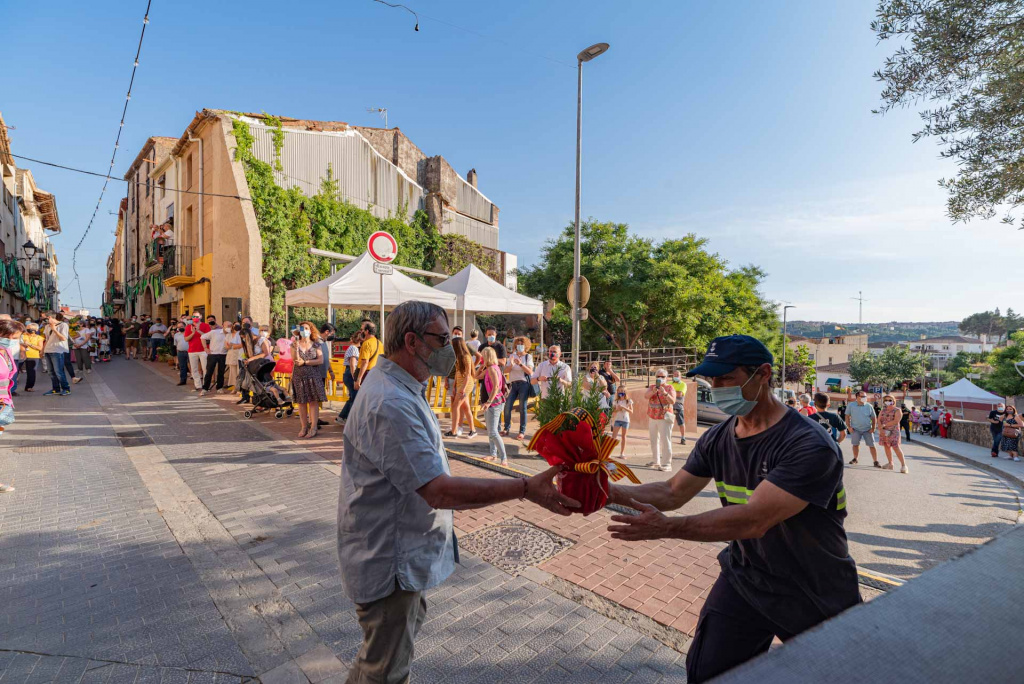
left=67, top=0, right=153, bottom=303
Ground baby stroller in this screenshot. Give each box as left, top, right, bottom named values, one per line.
left=240, top=357, right=295, bottom=419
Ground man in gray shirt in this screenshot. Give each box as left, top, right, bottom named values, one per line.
left=845, top=390, right=879, bottom=467
left=338, top=301, right=578, bottom=683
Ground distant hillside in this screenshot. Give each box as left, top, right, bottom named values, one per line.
left=787, top=321, right=961, bottom=343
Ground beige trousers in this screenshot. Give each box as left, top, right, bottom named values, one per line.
left=346, top=587, right=427, bottom=684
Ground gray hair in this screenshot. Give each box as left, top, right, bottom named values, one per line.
left=798, top=393, right=812, bottom=405
left=384, top=301, right=448, bottom=356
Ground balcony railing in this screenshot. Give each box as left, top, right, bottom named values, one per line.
left=162, top=245, right=194, bottom=280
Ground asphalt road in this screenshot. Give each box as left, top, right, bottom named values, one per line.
left=445, top=422, right=1023, bottom=580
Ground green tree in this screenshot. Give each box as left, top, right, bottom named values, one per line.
left=848, top=351, right=880, bottom=387
left=873, top=1, right=1024, bottom=228
left=980, top=331, right=1024, bottom=396
left=959, top=309, right=1008, bottom=344
left=945, top=350, right=986, bottom=379
left=518, top=220, right=778, bottom=351
left=782, top=344, right=815, bottom=385
left=876, top=345, right=927, bottom=390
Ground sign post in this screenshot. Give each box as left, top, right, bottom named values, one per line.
left=367, top=231, right=398, bottom=342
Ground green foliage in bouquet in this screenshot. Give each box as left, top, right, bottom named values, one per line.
left=534, top=379, right=609, bottom=435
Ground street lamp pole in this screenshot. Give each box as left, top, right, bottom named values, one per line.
left=571, top=42, right=609, bottom=377
left=781, top=305, right=795, bottom=397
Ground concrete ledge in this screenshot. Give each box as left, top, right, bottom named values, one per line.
left=710, top=525, right=1024, bottom=683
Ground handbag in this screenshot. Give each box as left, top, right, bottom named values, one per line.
left=1002, top=420, right=1021, bottom=439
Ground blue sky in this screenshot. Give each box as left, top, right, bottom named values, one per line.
left=3, top=0, right=1018, bottom=321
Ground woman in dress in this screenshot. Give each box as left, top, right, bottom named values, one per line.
left=999, top=405, right=1022, bottom=462
left=476, top=346, right=508, bottom=465
left=446, top=337, right=476, bottom=438
left=877, top=394, right=909, bottom=473
left=291, top=321, right=326, bottom=439
left=225, top=323, right=243, bottom=391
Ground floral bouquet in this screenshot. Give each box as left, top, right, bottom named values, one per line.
left=528, top=404, right=640, bottom=516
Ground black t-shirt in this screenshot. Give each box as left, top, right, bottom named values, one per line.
left=599, top=369, right=617, bottom=389
left=813, top=409, right=846, bottom=442
left=479, top=341, right=506, bottom=362
left=989, top=410, right=1005, bottom=435
left=900, top=408, right=911, bottom=427
left=683, top=410, right=861, bottom=635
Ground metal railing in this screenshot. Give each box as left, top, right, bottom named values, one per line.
left=560, top=346, right=702, bottom=387
left=161, top=245, right=194, bottom=280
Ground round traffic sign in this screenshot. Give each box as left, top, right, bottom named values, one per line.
left=567, top=276, right=591, bottom=307
left=367, top=231, right=398, bottom=263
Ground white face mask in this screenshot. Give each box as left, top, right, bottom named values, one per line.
left=516, top=344, right=525, bottom=353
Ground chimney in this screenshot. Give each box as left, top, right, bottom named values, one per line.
left=467, top=168, right=477, bottom=188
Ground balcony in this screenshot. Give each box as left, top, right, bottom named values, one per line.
left=162, top=245, right=196, bottom=288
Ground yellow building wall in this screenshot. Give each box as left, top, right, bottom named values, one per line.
left=178, top=252, right=214, bottom=316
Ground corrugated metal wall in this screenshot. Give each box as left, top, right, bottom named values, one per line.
left=455, top=176, right=493, bottom=223
left=442, top=209, right=499, bottom=250
left=247, top=123, right=425, bottom=221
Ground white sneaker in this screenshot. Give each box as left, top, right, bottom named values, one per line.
left=1013, top=457, right=1021, bottom=463
left=660, top=464, right=672, bottom=472
left=900, top=465, right=910, bottom=474
left=645, top=461, right=661, bottom=469
left=455, top=428, right=463, bottom=437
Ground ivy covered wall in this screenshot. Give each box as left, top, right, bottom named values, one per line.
left=230, top=117, right=497, bottom=334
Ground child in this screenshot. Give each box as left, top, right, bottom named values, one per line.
left=610, top=388, right=633, bottom=458
left=99, top=330, right=111, bottom=362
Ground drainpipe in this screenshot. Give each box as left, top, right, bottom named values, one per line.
left=187, top=132, right=204, bottom=256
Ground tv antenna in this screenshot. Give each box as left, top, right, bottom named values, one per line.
left=850, top=291, right=868, bottom=325
left=367, top=107, right=388, bottom=128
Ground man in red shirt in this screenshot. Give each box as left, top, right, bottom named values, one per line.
left=184, top=312, right=211, bottom=390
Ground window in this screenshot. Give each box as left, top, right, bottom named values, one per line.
left=186, top=206, right=193, bottom=244
left=146, top=177, right=151, bottom=197
left=158, top=174, right=166, bottom=199
left=186, top=155, right=193, bottom=189
left=828, top=357, right=833, bottom=366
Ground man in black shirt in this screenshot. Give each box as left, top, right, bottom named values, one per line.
left=607, top=335, right=859, bottom=683
left=477, top=325, right=506, bottom=403
left=812, top=392, right=847, bottom=443
left=989, top=402, right=1006, bottom=457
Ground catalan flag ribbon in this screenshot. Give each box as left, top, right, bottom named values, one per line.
left=528, top=409, right=639, bottom=515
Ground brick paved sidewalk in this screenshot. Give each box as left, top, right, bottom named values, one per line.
left=142, top=360, right=724, bottom=641
left=0, top=360, right=688, bottom=683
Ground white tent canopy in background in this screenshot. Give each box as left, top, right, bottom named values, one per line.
left=434, top=264, right=542, bottom=315
left=284, top=252, right=457, bottom=311
left=928, top=378, right=1004, bottom=404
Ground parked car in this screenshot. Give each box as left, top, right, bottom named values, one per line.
left=695, top=379, right=729, bottom=424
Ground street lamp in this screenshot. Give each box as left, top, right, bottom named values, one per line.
left=21, top=240, right=37, bottom=259
left=571, top=41, right=610, bottom=376
left=781, top=305, right=795, bottom=397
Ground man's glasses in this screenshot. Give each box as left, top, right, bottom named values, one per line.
left=421, top=331, right=451, bottom=346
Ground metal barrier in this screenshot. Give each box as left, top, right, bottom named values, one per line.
left=563, top=347, right=701, bottom=387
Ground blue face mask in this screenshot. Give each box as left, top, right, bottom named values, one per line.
left=710, top=370, right=763, bottom=417
left=0, top=339, right=17, bottom=350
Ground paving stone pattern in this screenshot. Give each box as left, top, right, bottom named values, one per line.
left=0, top=361, right=688, bottom=682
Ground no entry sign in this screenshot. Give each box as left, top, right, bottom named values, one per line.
left=367, top=231, right=398, bottom=263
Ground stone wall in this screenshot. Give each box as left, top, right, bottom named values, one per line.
left=424, top=156, right=458, bottom=205
left=949, top=420, right=997, bottom=449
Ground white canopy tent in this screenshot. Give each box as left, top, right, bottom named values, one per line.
left=928, top=378, right=1004, bottom=404
left=284, top=252, right=457, bottom=337
left=433, top=264, right=545, bottom=348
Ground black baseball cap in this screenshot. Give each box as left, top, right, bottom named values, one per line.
left=687, top=335, right=774, bottom=378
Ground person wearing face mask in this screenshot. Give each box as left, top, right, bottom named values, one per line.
left=199, top=322, right=232, bottom=396
left=599, top=359, right=620, bottom=398
left=477, top=326, right=506, bottom=405
left=845, top=391, right=879, bottom=467
left=669, top=370, right=688, bottom=446
left=291, top=322, right=326, bottom=438
left=876, top=395, right=908, bottom=473
left=336, top=330, right=364, bottom=428
left=173, top=322, right=190, bottom=386
left=645, top=369, right=677, bottom=472
left=0, top=319, right=24, bottom=492
left=501, top=336, right=534, bottom=440
left=605, top=335, right=858, bottom=684
left=225, top=323, right=244, bottom=391
left=998, top=405, right=1022, bottom=462
left=531, top=345, right=572, bottom=398
left=610, top=387, right=634, bottom=457
left=476, top=347, right=510, bottom=465
left=338, top=301, right=579, bottom=684
left=988, top=402, right=1007, bottom=457
left=503, top=328, right=516, bottom=355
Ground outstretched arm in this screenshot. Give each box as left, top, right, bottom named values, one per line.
left=418, top=465, right=579, bottom=515
left=608, top=468, right=710, bottom=513
left=608, top=479, right=808, bottom=543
